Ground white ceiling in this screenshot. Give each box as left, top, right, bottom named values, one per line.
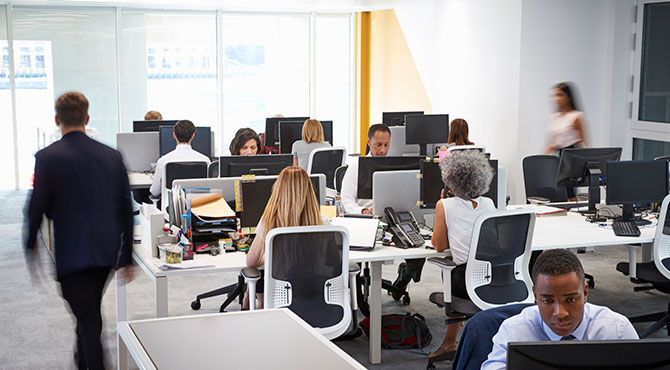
left=7, top=0, right=412, bottom=12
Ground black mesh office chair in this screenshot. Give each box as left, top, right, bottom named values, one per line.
left=242, top=225, right=352, bottom=339
left=616, top=194, right=670, bottom=338
left=522, top=155, right=568, bottom=203
left=334, top=165, right=348, bottom=194
left=307, top=147, right=346, bottom=189
left=161, top=161, right=208, bottom=214
left=208, top=161, right=219, bottom=178
left=427, top=210, right=536, bottom=367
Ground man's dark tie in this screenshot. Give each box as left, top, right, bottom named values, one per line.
left=561, top=335, right=576, bottom=341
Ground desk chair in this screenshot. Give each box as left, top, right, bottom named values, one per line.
left=427, top=210, right=536, bottom=367
left=307, top=147, right=347, bottom=190
left=243, top=225, right=352, bottom=339
left=334, top=165, right=348, bottom=194
left=522, top=155, right=568, bottom=203
left=161, top=161, right=208, bottom=214
left=446, top=303, right=534, bottom=370
left=616, top=193, right=670, bottom=338
left=208, top=161, right=219, bottom=178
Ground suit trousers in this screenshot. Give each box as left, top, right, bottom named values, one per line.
left=60, top=267, right=112, bottom=370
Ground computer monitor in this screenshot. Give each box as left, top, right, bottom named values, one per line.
left=218, top=154, right=293, bottom=177
left=507, top=340, right=670, bottom=369
left=159, top=126, right=212, bottom=158
left=116, top=132, right=159, bottom=172
left=405, top=114, right=449, bottom=156
left=420, top=159, right=498, bottom=208
left=357, top=156, right=423, bottom=199
left=382, top=111, right=424, bottom=126
left=133, top=120, right=178, bottom=132
left=606, top=160, right=668, bottom=220
left=264, top=116, right=309, bottom=146
left=279, top=120, right=334, bottom=154
left=556, top=147, right=622, bottom=213
left=238, top=176, right=321, bottom=228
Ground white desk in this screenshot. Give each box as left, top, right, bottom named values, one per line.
left=117, top=309, right=365, bottom=370
left=128, top=172, right=153, bottom=189
left=117, top=242, right=445, bottom=365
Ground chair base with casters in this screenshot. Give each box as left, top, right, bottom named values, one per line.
left=190, top=274, right=246, bottom=312
left=616, top=261, right=670, bottom=338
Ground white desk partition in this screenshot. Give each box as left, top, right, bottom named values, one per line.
left=372, top=170, right=420, bottom=219
left=173, top=173, right=327, bottom=205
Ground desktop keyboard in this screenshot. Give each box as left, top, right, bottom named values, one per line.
left=612, top=220, right=641, bottom=237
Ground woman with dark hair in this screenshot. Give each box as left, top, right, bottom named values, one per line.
left=230, top=128, right=261, bottom=156
left=447, top=118, right=474, bottom=147
left=544, top=82, right=588, bottom=154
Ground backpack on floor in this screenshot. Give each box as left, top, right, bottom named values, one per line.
left=360, top=313, right=432, bottom=349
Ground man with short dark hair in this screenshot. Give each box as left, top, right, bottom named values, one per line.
left=149, top=119, right=210, bottom=197
left=481, top=249, right=638, bottom=370
left=26, top=91, right=134, bottom=369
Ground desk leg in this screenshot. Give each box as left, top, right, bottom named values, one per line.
left=117, top=333, right=128, bottom=370
left=642, top=242, right=653, bottom=263
left=155, top=276, right=168, bottom=317
left=626, top=244, right=641, bottom=279
left=116, top=270, right=126, bottom=322
left=369, top=261, right=382, bottom=364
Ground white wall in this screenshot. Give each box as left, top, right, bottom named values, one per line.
left=395, top=0, right=635, bottom=203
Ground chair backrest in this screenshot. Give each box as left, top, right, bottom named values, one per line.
left=654, top=194, right=670, bottom=280
left=208, top=161, right=220, bottom=178
left=522, top=155, right=568, bottom=203
left=465, top=209, right=536, bottom=310
left=264, top=225, right=351, bottom=340
left=307, top=147, right=346, bottom=189
left=162, top=161, right=208, bottom=213
left=452, top=303, right=534, bottom=370
left=334, top=165, right=349, bottom=194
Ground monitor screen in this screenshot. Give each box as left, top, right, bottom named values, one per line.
left=421, top=159, right=498, bottom=208
left=357, top=156, right=423, bottom=199
left=556, top=147, right=622, bottom=187
left=264, top=116, right=309, bottom=147
left=606, top=160, right=668, bottom=206
left=382, top=111, right=424, bottom=126
left=405, top=114, right=449, bottom=145
left=133, top=120, right=178, bottom=132
left=279, top=120, right=333, bottom=154
left=219, top=154, right=293, bottom=177
left=507, top=340, right=670, bottom=369
left=159, top=126, right=212, bottom=158
left=239, top=176, right=321, bottom=228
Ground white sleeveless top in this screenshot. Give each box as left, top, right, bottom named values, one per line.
left=548, top=110, right=583, bottom=149
left=440, top=196, right=495, bottom=265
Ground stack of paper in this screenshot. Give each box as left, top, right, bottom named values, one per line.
left=154, top=259, right=215, bottom=271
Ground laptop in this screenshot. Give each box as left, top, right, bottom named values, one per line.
left=331, top=217, right=380, bottom=251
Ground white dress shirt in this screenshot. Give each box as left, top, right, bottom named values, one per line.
left=481, top=302, right=639, bottom=370
left=149, top=143, right=211, bottom=197
left=340, top=155, right=372, bottom=214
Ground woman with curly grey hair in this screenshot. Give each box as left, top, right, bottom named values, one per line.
left=429, top=150, right=496, bottom=359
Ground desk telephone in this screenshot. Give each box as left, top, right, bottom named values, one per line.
left=384, top=207, right=424, bottom=248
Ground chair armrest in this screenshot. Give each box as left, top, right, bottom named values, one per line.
left=241, top=267, right=261, bottom=281
left=428, top=256, right=457, bottom=270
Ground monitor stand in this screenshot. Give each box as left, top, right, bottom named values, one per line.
left=620, top=204, right=652, bottom=226
left=582, top=168, right=601, bottom=215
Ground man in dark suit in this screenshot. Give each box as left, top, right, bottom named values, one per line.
left=25, top=91, right=133, bottom=370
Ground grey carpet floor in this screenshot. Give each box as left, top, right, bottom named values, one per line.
left=0, top=190, right=667, bottom=370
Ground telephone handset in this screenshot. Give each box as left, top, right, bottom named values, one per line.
left=384, top=207, right=425, bottom=248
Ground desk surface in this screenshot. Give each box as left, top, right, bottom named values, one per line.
left=128, top=172, right=153, bottom=189
left=118, top=309, right=365, bottom=370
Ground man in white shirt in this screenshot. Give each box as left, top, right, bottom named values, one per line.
left=149, top=120, right=211, bottom=198
left=481, top=249, right=638, bottom=370
left=340, top=123, right=425, bottom=291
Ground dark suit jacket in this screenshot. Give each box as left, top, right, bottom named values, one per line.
left=26, top=131, right=133, bottom=280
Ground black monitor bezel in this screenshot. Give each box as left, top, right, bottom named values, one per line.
left=405, top=114, right=450, bottom=145
left=218, top=154, right=293, bottom=177
left=382, top=111, right=424, bottom=126
left=132, top=120, right=178, bottom=132
left=278, top=120, right=334, bottom=154
left=420, top=158, right=498, bottom=208
left=158, top=125, right=212, bottom=158
left=264, top=116, right=309, bottom=147
left=556, top=147, right=623, bottom=187
left=605, top=159, right=669, bottom=206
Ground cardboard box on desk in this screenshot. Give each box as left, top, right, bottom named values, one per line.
left=140, top=203, right=165, bottom=258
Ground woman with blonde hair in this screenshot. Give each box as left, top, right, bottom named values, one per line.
left=245, top=166, right=328, bottom=307
left=291, top=119, right=331, bottom=169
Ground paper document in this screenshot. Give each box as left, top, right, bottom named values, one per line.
left=531, top=205, right=567, bottom=217
left=155, top=259, right=215, bottom=271
left=188, top=193, right=235, bottom=218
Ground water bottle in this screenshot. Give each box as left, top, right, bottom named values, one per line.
left=335, top=195, right=346, bottom=217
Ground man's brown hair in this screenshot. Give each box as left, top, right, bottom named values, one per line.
left=55, top=92, right=89, bottom=127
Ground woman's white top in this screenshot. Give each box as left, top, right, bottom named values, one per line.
left=548, top=110, right=584, bottom=149
left=440, top=196, right=495, bottom=265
